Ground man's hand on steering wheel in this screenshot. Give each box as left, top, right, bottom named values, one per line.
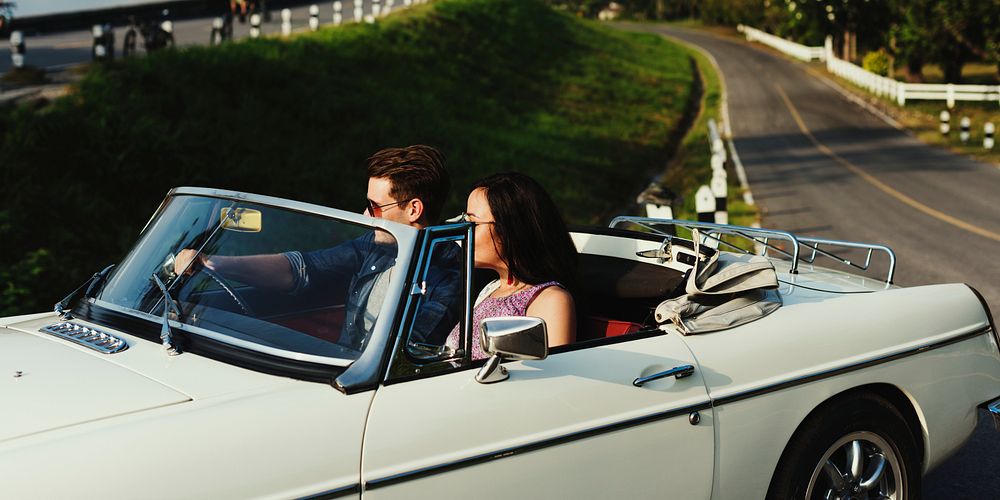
left=174, top=248, right=211, bottom=276
left=171, top=249, right=256, bottom=317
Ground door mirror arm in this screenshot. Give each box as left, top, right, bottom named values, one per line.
left=475, top=316, right=547, bottom=384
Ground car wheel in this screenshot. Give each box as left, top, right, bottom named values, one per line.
left=766, top=392, right=921, bottom=500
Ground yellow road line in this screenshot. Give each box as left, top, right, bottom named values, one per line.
left=774, top=83, right=1000, bottom=243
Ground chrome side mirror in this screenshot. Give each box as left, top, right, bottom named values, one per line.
left=475, top=316, right=547, bottom=384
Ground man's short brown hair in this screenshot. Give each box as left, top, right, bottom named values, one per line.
left=367, top=145, right=450, bottom=224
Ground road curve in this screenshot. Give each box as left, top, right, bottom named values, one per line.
left=623, top=24, right=1000, bottom=498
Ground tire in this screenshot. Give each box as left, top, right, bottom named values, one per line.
left=766, top=392, right=921, bottom=500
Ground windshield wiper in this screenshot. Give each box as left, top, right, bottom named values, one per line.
left=54, top=264, right=116, bottom=320
left=151, top=273, right=183, bottom=356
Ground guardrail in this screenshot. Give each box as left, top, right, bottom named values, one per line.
left=737, top=24, right=824, bottom=62
left=738, top=24, right=1000, bottom=108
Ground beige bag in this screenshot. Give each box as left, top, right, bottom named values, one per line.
left=655, top=229, right=781, bottom=334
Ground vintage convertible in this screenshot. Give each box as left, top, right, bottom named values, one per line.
left=2, top=187, right=998, bottom=499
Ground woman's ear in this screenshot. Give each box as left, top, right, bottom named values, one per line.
left=408, top=198, right=425, bottom=224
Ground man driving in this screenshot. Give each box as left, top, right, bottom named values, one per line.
left=175, top=145, right=462, bottom=351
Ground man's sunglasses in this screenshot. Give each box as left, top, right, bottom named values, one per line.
left=366, top=198, right=411, bottom=218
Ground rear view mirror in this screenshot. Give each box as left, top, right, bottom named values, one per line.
left=220, top=207, right=262, bottom=232
left=476, top=316, right=548, bottom=384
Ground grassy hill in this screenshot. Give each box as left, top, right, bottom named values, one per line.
left=0, top=0, right=698, bottom=314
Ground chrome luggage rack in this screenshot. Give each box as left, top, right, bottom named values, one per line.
left=609, top=217, right=897, bottom=284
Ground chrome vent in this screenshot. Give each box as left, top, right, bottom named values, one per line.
left=39, top=322, right=129, bottom=354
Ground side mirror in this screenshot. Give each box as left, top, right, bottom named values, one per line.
left=476, top=316, right=547, bottom=384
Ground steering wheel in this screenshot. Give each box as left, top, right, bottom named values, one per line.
left=197, top=266, right=257, bottom=317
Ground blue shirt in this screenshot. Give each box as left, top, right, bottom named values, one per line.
left=284, top=232, right=462, bottom=351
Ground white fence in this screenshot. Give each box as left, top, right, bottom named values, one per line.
left=738, top=25, right=1000, bottom=108
left=737, top=25, right=824, bottom=62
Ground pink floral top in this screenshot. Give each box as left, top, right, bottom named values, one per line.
left=447, top=280, right=561, bottom=360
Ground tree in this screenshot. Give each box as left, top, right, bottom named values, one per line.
left=932, top=0, right=1000, bottom=81
left=888, top=0, right=935, bottom=81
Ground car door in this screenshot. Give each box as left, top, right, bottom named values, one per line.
left=360, top=227, right=715, bottom=499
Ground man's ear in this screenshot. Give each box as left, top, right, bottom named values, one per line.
left=408, top=198, right=425, bottom=224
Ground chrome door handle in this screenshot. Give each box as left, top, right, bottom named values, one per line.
left=633, top=364, right=695, bottom=387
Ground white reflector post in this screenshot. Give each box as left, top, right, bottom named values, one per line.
left=710, top=152, right=724, bottom=174
left=250, top=13, right=262, bottom=38
left=986, top=123, right=995, bottom=150
left=281, top=9, right=292, bottom=36
left=960, top=116, right=971, bottom=143
left=695, top=185, right=716, bottom=223
left=211, top=17, right=224, bottom=45
left=310, top=5, right=320, bottom=31
left=711, top=175, right=728, bottom=225
left=10, top=30, right=24, bottom=68
left=939, top=110, right=951, bottom=136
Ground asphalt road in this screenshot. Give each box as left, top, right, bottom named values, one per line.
left=0, top=0, right=390, bottom=72
left=630, top=24, right=1000, bottom=498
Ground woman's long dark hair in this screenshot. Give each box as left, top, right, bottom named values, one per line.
left=473, top=172, right=577, bottom=289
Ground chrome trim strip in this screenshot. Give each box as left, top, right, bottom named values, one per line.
left=364, top=400, right=713, bottom=490
left=713, top=325, right=993, bottom=407
left=39, top=321, right=128, bottom=354
left=168, top=186, right=417, bottom=238
left=92, top=300, right=355, bottom=366
left=363, top=328, right=990, bottom=489
left=298, top=483, right=361, bottom=500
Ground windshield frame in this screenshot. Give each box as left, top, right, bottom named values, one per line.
left=85, top=186, right=420, bottom=369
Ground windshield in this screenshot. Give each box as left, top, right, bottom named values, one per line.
left=94, top=193, right=408, bottom=364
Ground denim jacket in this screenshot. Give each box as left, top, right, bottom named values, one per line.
left=284, top=232, right=462, bottom=351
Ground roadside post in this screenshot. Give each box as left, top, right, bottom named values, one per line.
left=250, top=13, right=262, bottom=38
left=160, top=12, right=173, bottom=41
left=10, top=30, right=24, bottom=69
left=696, top=185, right=719, bottom=248
left=210, top=17, right=224, bottom=45
left=939, top=110, right=950, bottom=136
left=383, top=0, right=393, bottom=16
left=372, top=0, right=381, bottom=17
left=91, top=24, right=114, bottom=61
left=280, top=9, right=292, bottom=36
left=711, top=153, right=725, bottom=175
left=353, top=2, right=363, bottom=22
left=696, top=185, right=716, bottom=223
left=985, top=123, right=995, bottom=150
left=708, top=119, right=727, bottom=163
left=333, top=1, right=342, bottom=25
left=636, top=184, right=675, bottom=220
left=309, top=5, right=320, bottom=31
left=960, top=117, right=971, bottom=143
left=711, top=173, right=728, bottom=225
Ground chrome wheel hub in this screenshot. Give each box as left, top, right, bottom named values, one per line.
left=806, top=431, right=904, bottom=500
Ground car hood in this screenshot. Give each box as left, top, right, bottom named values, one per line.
left=0, top=322, right=191, bottom=443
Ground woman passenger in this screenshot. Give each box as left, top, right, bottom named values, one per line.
left=446, top=172, right=578, bottom=360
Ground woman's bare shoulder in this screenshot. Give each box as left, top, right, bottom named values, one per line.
left=528, top=284, right=575, bottom=313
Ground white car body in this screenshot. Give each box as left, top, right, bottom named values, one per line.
left=1, top=187, right=997, bottom=499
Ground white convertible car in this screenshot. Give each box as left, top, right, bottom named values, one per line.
left=2, top=187, right=998, bottom=500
